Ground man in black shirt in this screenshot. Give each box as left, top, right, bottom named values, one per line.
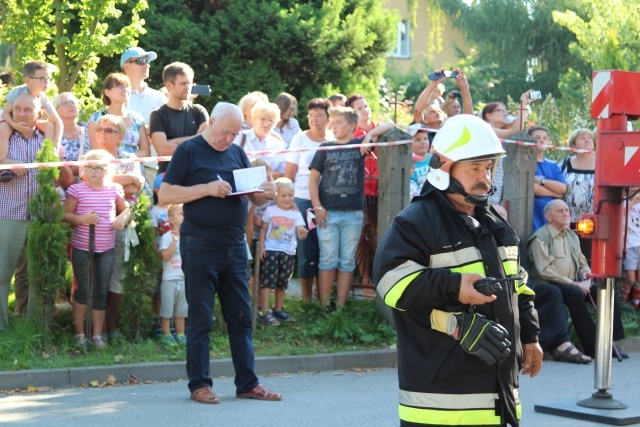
left=150, top=62, right=208, bottom=173
left=159, top=102, right=280, bottom=405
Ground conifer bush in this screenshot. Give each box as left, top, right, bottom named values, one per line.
left=26, top=139, right=70, bottom=340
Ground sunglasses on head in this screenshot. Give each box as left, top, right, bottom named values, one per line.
left=127, top=57, right=150, bottom=65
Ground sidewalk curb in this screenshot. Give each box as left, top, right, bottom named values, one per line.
left=0, top=349, right=398, bottom=391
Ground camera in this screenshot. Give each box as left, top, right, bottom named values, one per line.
left=191, top=84, right=211, bottom=96
left=529, top=90, right=542, bottom=100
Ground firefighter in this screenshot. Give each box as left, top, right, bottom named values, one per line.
left=373, top=114, right=543, bottom=426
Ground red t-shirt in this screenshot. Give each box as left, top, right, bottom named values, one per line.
left=354, top=123, right=378, bottom=197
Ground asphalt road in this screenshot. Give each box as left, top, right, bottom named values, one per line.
left=2, top=356, right=640, bottom=427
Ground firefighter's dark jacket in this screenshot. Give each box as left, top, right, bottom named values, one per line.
left=372, top=181, right=539, bottom=426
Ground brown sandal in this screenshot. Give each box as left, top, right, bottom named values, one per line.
left=552, top=344, right=591, bottom=364
left=236, top=384, right=282, bottom=401
left=191, top=386, right=220, bottom=404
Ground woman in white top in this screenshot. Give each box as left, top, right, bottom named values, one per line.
left=233, top=101, right=286, bottom=178
left=284, top=98, right=332, bottom=303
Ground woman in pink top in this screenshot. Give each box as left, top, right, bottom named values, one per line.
left=64, top=149, right=130, bottom=349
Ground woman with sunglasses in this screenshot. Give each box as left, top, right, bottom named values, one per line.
left=88, top=73, right=151, bottom=160
left=54, top=92, right=90, bottom=181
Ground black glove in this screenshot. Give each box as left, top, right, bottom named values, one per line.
left=448, top=311, right=511, bottom=366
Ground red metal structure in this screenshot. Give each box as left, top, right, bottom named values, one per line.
left=536, top=70, right=640, bottom=424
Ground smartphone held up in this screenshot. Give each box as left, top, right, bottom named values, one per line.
left=428, top=70, right=459, bottom=81
left=529, top=90, right=542, bottom=100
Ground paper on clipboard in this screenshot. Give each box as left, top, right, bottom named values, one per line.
left=232, top=166, right=266, bottom=193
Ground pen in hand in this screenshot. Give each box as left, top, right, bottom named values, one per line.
left=216, top=174, right=222, bottom=181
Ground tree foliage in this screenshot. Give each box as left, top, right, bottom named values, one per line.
left=0, top=0, right=148, bottom=114
left=26, top=140, right=70, bottom=339
left=135, top=0, right=398, bottom=113
left=552, top=1, right=640, bottom=71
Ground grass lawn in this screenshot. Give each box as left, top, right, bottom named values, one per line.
left=0, top=296, right=396, bottom=372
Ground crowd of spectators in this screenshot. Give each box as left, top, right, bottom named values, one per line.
left=0, top=51, right=633, bottom=373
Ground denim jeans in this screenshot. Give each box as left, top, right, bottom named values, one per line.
left=317, top=210, right=364, bottom=271
left=181, top=234, right=258, bottom=394
left=294, top=197, right=319, bottom=278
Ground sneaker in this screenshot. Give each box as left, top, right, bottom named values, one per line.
left=161, top=333, right=178, bottom=349
left=271, top=308, right=294, bottom=322
left=92, top=335, right=106, bottom=349
left=74, top=333, right=86, bottom=348
left=175, top=334, right=187, bottom=346
left=325, top=304, right=334, bottom=313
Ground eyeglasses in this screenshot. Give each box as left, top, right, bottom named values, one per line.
left=112, top=84, right=131, bottom=91
left=307, top=114, right=327, bottom=120
left=85, top=166, right=106, bottom=173
left=95, top=127, right=118, bottom=135
left=59, top=100, right=77, bottom=107
left=29, top=76, right=51, bottom=83
left=494, top=108, right=507, bottom=114
left=127, top=57, right=150, bottom=65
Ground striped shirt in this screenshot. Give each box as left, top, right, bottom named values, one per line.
left=0, top=130, right=64, bottom=221
left=66, top=181, right=124, bottom=252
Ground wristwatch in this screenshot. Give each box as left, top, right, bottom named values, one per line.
left=540, top=177, right=547, bottom=186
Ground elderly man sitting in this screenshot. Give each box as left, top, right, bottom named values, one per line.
left=526, top=199, right=626, bottom=359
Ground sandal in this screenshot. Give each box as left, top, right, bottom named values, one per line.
left=259, top=310, right=280, bottom=326
left=236, top=384, right=282, bottom=401
left=271, top=308, right=294, bottom=322
left=620, top=286, right=631, bottom=303
left=190, top=386, right=220, bottom=404
left=553, top=344, right=591, bottom=364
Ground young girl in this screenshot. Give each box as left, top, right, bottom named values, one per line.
left=259, top=178, right=308, bottom=325
left=64, top=149, right=130, bottom=349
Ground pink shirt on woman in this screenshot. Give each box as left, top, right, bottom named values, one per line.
left=66, top=182, right=125, bottom=252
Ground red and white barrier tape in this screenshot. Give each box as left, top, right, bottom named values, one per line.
left=0, top=130, right=593, bottom=171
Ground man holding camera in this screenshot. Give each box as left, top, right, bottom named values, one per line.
left=373, top=115, right=542, bottom=426
left=150, top=62, right=209, bottom=173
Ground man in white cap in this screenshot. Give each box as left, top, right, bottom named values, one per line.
left=373, top=114, right=542, bottom=426
left=121, top=46, right=168, bottom=191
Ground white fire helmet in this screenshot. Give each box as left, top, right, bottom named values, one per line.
left=426, top=114, right=506, bottom=191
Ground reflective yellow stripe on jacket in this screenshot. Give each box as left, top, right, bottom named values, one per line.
left=377, top=260, right=425, bottom=309
left=399, top=390, right=521, bottom=425
left=498, top=246, right=535, bottom=296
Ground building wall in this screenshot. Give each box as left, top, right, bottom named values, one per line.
left=385, top=0, right=468, bottom=75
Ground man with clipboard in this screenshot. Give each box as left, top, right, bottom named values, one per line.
left=159, top=102, right=280, bottom=404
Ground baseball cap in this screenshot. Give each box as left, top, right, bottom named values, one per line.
left=120, top=47, right=158, bottom=68
left=154, top=172, right=165, bottom=190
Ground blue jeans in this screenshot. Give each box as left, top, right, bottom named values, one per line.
left=294, top=197, right=319, bottom=278
left=181, top=234, right=258, bottom=394
left=317, top=210, right=364, bottom=271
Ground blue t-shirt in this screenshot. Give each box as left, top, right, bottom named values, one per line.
left=163, top=135, right=251, bottom=244
left=411, top=153, right=431, bottom=192
left=533, top=158, right=566, bottom=232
